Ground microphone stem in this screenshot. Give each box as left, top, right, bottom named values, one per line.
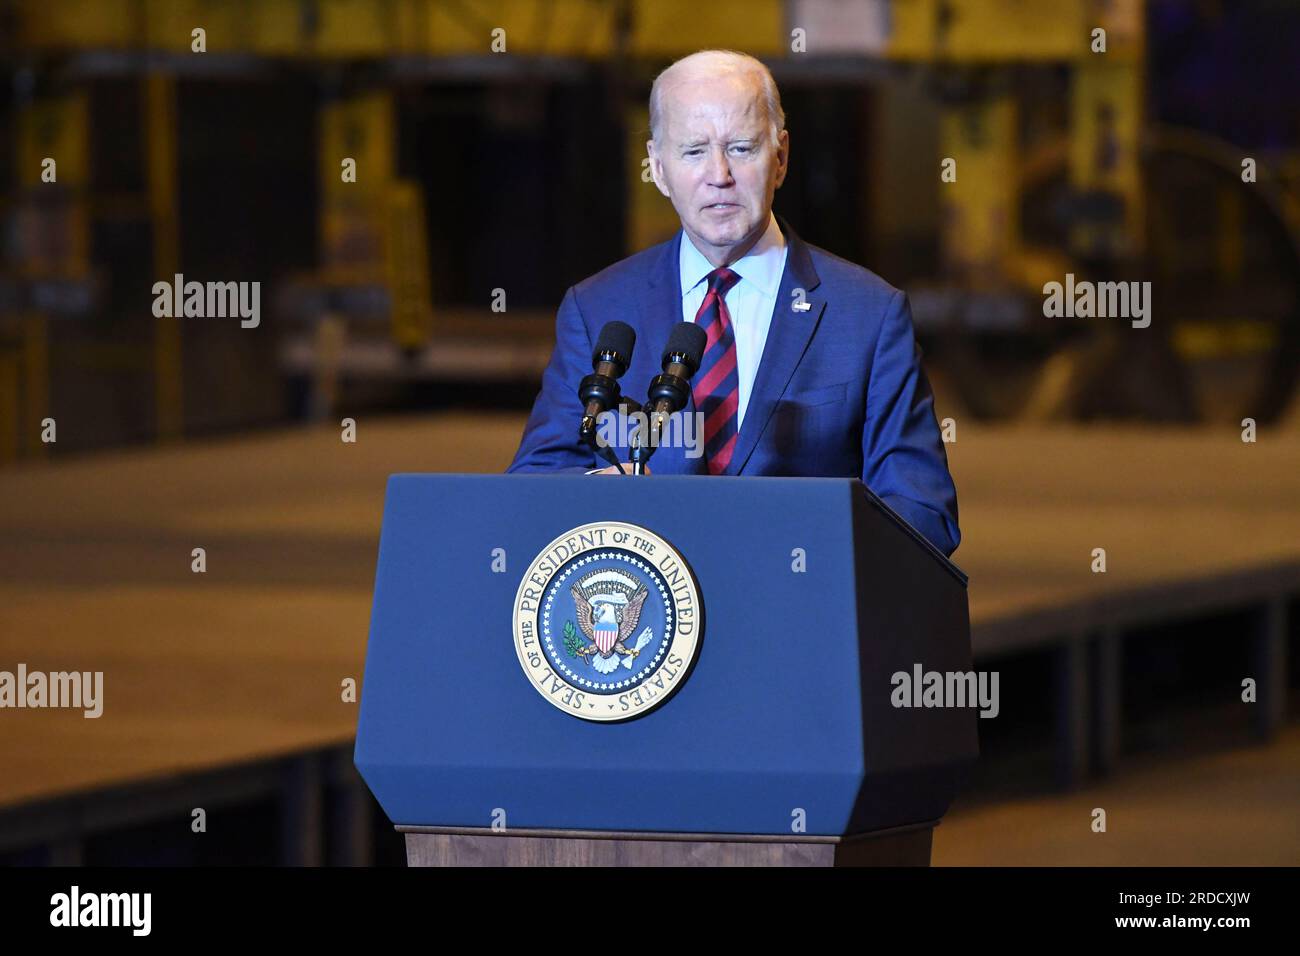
left=629, top=424, right=647, bottom=475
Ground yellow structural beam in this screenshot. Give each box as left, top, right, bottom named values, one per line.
left=18, top=93, right=89, bottom=189
left=886, top=0, right=1084, bottom=62
left=320, top=93, right=395, bottom=196
left=385, top=180, right=435, bottom=349
left=145, top=72, right=184, bottom=443
left=12, top=0, right=1143, bottom=62
left=630, top=0, right=784, bottom=57
left=15, top=93, right=92, bottom=279
left=1069, top=55, right=1145, bottom=258
left=419, top=0, right=620, bottom=57
left=16, top=0, right=138, bottom=48
left=319, top=91, right=394, bottom=284
left=939, top=94, right=1019, bottom=287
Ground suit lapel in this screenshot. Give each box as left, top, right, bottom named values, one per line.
left=640, top=227, right=685, bottom=368
left=725, top=215, right=825, bottom=475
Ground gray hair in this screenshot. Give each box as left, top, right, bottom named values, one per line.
left=649, top=50, right=785, bottom=149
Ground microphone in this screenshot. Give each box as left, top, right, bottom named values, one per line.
left=647, top=322, right=707, bottom=419
left=639, top=322, right=707, bottom=462
left=578, top=321, right=636, bottom=442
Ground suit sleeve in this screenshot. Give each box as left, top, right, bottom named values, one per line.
left=507, top=285, right=599, bottom=474
left=861, top=290, right=961, bottom=557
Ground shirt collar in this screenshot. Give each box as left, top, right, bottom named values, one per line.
left=679, top=211, right=786, bottom=299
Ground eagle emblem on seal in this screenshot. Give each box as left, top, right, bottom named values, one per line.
left=569, top=568, right=654, bottom=675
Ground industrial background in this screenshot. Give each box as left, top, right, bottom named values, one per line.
left=0, top=0, right=1297, bottom=866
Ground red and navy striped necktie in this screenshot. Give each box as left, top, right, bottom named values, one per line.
left=692, top=267, right=742, bottom=475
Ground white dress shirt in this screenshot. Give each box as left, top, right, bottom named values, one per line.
left=679, top=211, right=788, bottom=431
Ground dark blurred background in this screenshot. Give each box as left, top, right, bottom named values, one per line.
left=3, top=0, right=1299, bottom=454
left=0, top=0, right=1297, bottom=867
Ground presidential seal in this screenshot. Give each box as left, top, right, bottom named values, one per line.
left=512, top=521, right=702, bottom=721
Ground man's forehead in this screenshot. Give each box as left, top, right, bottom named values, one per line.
left=661, top=82, right=767, bottom=140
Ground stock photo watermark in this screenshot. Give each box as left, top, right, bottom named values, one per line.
left=891, top=664, right=999, bottom=719
left=0, top=664, right=103, bottom=718
left=1042, top=273, right=1151, bottom=329
left=50, top=887, right=151, bottom=936
left=593, top=408, right=705, bottom=458
left=151, top=273, right=261, bottom=328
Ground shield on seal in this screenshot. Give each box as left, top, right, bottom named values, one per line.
left=594, top=619, right=618, bottom=655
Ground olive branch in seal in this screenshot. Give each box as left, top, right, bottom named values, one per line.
left=562, top=619, right=584, bottom=658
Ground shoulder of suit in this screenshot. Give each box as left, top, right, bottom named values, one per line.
left=799, top=238, right=903, bottom=302
left=571, top=234, right=675, bottom=300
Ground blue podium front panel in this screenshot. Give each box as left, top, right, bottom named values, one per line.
left=354, top=474, right=971, bottom=836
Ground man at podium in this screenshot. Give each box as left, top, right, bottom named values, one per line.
left=508, top=49, right=960, bottom=559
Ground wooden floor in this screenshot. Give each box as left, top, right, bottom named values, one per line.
left=946, top=422, right=1300, bottom=631
left=935, top=724, right=1300, bottom=866
left=1, top=413, right=1297, bottom=861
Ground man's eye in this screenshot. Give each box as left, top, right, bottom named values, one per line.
left=684, top=149, right=702, bottom=157
left=731, top=145, right=751, bottom=154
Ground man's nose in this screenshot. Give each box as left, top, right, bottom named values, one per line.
left=706, top=145, right=733, bottom=185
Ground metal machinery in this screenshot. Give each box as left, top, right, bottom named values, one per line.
left=1, top=88, right=94, bottom=461
left=917, top=0, right=1300, bottom=423
left=2, top=0, right=1297, bottom=452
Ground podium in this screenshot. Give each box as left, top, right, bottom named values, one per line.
left=355, top=474, right=975, bottom=866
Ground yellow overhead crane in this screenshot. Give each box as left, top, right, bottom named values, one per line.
left=8, top=0, right=1127, bottom=61
left=6, top=0, right=1294, bottom=441
left=0, top=0, right=1151, bottom=443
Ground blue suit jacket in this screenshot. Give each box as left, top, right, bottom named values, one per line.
left=507, top=215, right=961, bottom=557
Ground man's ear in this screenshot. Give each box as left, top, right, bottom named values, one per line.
left=773, top=129, right=790, bottom=189
left=646, top=140, right=671, bottom=198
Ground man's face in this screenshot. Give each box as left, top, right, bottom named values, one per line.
left=647, top=72, right=789, bottom=267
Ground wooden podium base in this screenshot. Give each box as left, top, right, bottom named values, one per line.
left=399, top=821, right=935, bottom=867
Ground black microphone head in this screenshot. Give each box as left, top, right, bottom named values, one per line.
left=663, top=322, right=708, bottom=375
left=593, top=321, right=636, bottom=374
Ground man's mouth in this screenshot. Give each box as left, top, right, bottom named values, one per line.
left=703, top=203, right=737, bottom=211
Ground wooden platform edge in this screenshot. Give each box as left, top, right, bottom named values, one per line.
left=398, top=819, right=938, bottom=867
